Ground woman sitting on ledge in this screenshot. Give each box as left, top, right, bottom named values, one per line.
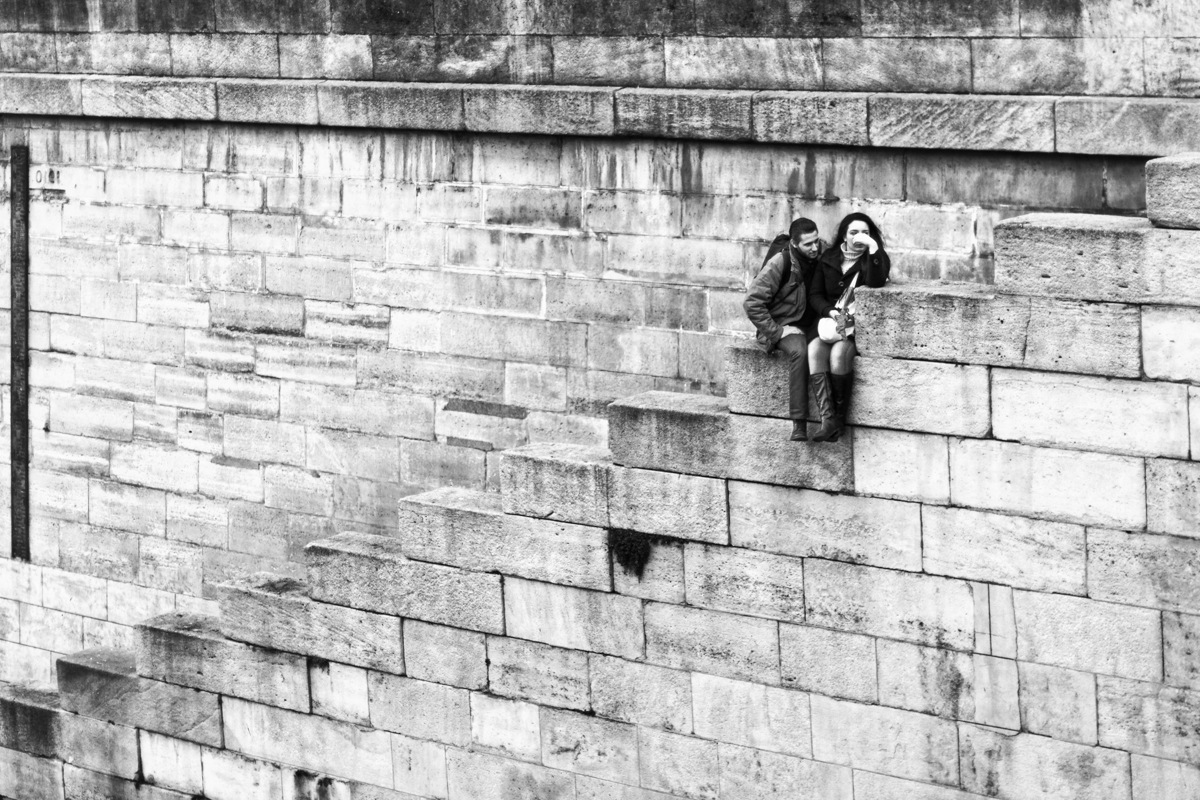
left=808, top=212, right=891, bottom=443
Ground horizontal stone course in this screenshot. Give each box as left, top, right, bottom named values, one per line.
left=1146, top=153, right=1200, bottom=229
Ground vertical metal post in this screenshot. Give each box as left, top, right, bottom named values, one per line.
left=10, top=146, right=29, bottom=562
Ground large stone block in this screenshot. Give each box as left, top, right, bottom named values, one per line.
left=853, top=428, right=950, bottom=504
left=995, top=213, right=1200, bottom=305
left=869, top=94, right=1054, bottom=152
left=806, top=559, right=975, bottom=650
left=638, top=727, right=719, bottom=799
left=317, top=81, right=464, bottom=130
left=1164, top=611, right=1200, bottom=691
left=615, top=88, right=752, bottom=140
left=397, top=487, right=610, bottom=591
left=608, top=391, right=853, bottom=492
left=1088, top=528, right=1200, bottom=614
left=752, top=91, right=869, bottom=146
left=135, top=613, right=309, bottom=711
left=217, top=79, right=319, bottom=125
left=811, top=695, right=959, bottom=785
left=855, top=285, right=1141, bottom=378
left=1147, top=153, right=1200, bottom=229
left=683, top=543, right=805, bottom=622
left=82, top=77, right=216, bottom=119
left=1057, top=97, right=1200, bottom=157
left=780, top=624, right=878, bottom=703
left=921, top=506, right=1087, bottom=594
left=644, top=601, right=779, bottom=684
left=540, top=707, right=639, bottom=785
left=404, top=620, right=486, bottom=690
left=949, top=438, right=1146, bottom=529
left=825, top=38, right=971, bottom=92
left=1018, top=662, right=1098, bottom=745
left=1098, top=676, right=1200, bottom=764
left=719, top=743, right=853, bottom=800
left=589, top=654, right=692, bottom=733
left=1149, top=459, right=1200, bottom=538
left=504, top=577, right=644, bottom=659
left=1132, top=755, right=1200, bottom=800
left=447, top=750, right=574, bottom=800
left=960, top=724, right=1131, bottom=800
left=876, top=641, right=1019, bottom=729
left=609, top=467, right=728, bottom=544
left=0, top=746, right=64, bottom=800
left=1144, top=305, right=1200, bottom=382
left=1013, top=590, right=1162, bottom=681
left=692, top=672, right=810, bottom=757
left=0, top=75, right=82, bottom=115
left=367, top=672, right=470, bottom=746
left=665, top=37, right=821, bottom=90
left=56, top=649, right=222, bottom=746
left=307, top=531, right=504, bottom=634
left=465, top=85, right=614, bottom=136
left=846, top=357, right=990, bottom=436
left=487, top=636, right=590, bottom=711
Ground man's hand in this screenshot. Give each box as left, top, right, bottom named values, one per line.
left=780, top=325, right=803, bottom=339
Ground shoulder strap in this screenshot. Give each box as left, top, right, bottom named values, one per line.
left=767, top=247, right=792, bottom=305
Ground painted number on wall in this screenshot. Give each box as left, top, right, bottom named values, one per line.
left=32, top=168, right=61, bottom=186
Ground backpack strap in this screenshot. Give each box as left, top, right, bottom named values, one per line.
left=770, top=246, right=792, bottom=305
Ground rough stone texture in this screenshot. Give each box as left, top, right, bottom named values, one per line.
left=217, top=573, right=405, bottom=674
left=960, top=724, right=1131, bottom=800
left=853, top=428, right=950, bottom=504
left=1087, top=528, right=1200, bottom=614
left=466, top=85, right=614, bottom=135
left=608, top=467, right=727, bottom=544
left=1164, top=611, right=1200, bottom=690
left=949, top=438, right=1146, bottom=529
left=1018, top=662, right=1098, bottom=745
left=540, top=708, right=638, bottom=784
left=306, top=531, right=505, bottom=633
left=397, top=486, right=611, bottom=591
left=56, top=649, right=222, bottom=746
left=995, top=213, right=1200, bottom=305
left=1133, top=755, right=1200, bottom=800
left=719, top=744, right=853, bottom=800
left=644, top=602, right=779, bottom=684
left=1146, top=153, right=1200, bottom=229
left=724, top=339, right=813, bottom=420
left=921, top=505, right=1087, bottom=594
left=82, top=77, right=217, bottom=119
left=852, top=357, right=990, bottom=435
left=608, top=391, right=853, bottom=492
left=682, top=543, right=805, bottom=622
left=488, top=636, right=590, bottom=711
left=1143, top=305, right=1200, bottom=382
left=317, top=81, right=465, bottom=130
left=135, top=612, right=309, bottom=711
left=589, top=654, right=691, bottom=733
left=752, top=91, right=869, bottom=146
left=616, top=88, right=752, bottom=140
left=404, top=620, right=486, bottom=689
left=504, top=577, right=644, bottom=659
left=825, top=38, right=971, bottom=92
left=1098, top=676, right=1200, bottom=764
left=692, top=673, right=810, bottom=757
left=499, top=442, right=611, bottom=527
left=217, top=79, right=319, bottom=124
left=869, top=94, right=1055, bottom=151
left=665, top=37, right=821, bottom=91
left=0, top=75, right=83, bottom=115
left=1058, top=97, right=1200, bottom=156
left=367, top=672, right=470, bottom=746
left=779, top=624, right=878, bottom=703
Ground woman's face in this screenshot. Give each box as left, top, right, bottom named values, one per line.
left=846, top=220, right=870, bottom=242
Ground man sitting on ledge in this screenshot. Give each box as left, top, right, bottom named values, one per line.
left=743, top=217, right=823, bottom=442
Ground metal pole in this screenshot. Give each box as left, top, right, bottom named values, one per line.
left=10, top=145, right=29, bottom=562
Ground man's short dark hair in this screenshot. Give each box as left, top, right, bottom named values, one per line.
left=789, top=217, right=818, bottom=243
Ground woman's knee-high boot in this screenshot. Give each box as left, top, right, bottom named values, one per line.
left=831, top=371, right=853, bottom=435
left=810, top=372, right=841, bottom=443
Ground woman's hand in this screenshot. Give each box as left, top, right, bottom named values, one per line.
left=853, top=232, right=879, bottom=254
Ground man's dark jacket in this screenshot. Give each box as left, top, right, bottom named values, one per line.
left=743, top=246, right=821, bottom=351
left=809, top=247, right=891, bottom=319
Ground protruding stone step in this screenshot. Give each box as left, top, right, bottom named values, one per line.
left=608, top=391, right=853, bottom=491
left=135, top=612, right=310, bottom=712
left=855, top=284, right=1140, bottom=379
left=995, top=212, right=1200, bottom=305
left=726, top=345, right=991, bottom=437
left=217, top=573, right=405, bottom=675
left=500, top=442, right=611, bottom=528
left=56, top=649, right=222, bottom=746
left=0, top=682, right=139, bottom=781
left=1147, top=153, right=1200, bottom=230
left=306, top=531, right=505, bottom=634
left=397, top=487, right=611, bottom=591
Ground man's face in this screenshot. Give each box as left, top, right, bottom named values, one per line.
left=793, top=231, right=821, bottom=259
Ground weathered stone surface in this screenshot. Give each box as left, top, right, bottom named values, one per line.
left=1018, top=662, right=1098, bottom=745
left=973, top=37, right=1144, bottom=95
left=589, top=654, right=691, bottom=733
left=609, top=391, right=853, bottom=492
left=682, top=543, right=805, bottom=622
left=854, top=357, right=990, bottom=435
left=466, top=85, right=614, bottom=135
left=1149, top=458, right=1200, bottom=539
left=825, top=38, right=970, bottom=92
left=806, top=560, right=975, bottom=649
left=217, top=79, right=319, bottom=124
left=83, top=77, right=216, bottom=119
left=609, top=467, right=727, bottom=544
left=367, top=672, right=470, bottom=746
left=404, top=620, right=486, bottom=690
left=397, top=487, right=610, bottom=591
left=307, top=531, right=504, bottom=633
left=224, top=696, right=393, bottom=788
left=551, top=36, right=665, bottom=86
left=960, top=724, right=1131, bottom=800
left=854, top=428, right=950, bottom=504
left=135, top=613, right=309, bottom=711
left=1058, top=97, right=1200, bottom=156
left=57, top=649, right=222, bottom=746
left=877, top=642, right=1018, bottom=729
left=1088, top=528, right=1200, bottom=614
left=1143, top=305, right=1200, bottom=382
left=639, top=727, right=719, bottom=799
left=472, top=692, right=539, bottom=762
left=729, top=481, right=921, bottom=570
left=488, top=636, right=590, bottom=711
left=665, top=37, right=821, bottom=90
left=217, top=573, right=405, bottom=674
left=0, top=745, right=64, bottom=800
left=1098, top=676, right=1200, bottom=764
left=921, top=505, right=1087, bottom=594
left=644, top=601, right=779, bottom=684
left=869, top=94, right=1054, bottom=151
left=499, top=442, right=611, bottom=527
left=949, top=438, right=1146, bottom=528
left=719, top=743, right=853, bottom=800
left=752, top=91, right=868, bottom=146
left=692, top=672, right=810, bottom=757
left=540, top=707, right=639, bottom=784
left=505, top=577, right=644, bottom=659
left=811, top=695, right=959, bottom=785
left=616, top=88, right=752, bottom=140
left=63, top=763, right=195, bottom=800
left=0, top=75, right=82, bottom=115
left=1134, top=755, right=1200, bottom=799
left=780, top=624, right=878, bottom=703
left=1165, top=611, right=1200, bottom=690
left=318, top=81, right=465, bottom=130
left=995, top=213, right=1200, bottom=305
left=448, top=749, right=574, bottom=800
left=1014, top=590, right=1162, bottom=680
left=724, top=339, right=812, bottom=420
left=1147, top=153, right=1200, bottom=229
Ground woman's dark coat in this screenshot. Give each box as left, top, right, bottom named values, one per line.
left=809, top=247, right=891, bottom=320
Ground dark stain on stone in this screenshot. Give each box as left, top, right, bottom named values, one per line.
left=0, top=693, right=58, bottom=758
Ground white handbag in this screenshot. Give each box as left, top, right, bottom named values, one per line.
left=817, top=273, right=859, bottom=343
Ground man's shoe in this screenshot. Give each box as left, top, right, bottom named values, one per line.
left=810, top=372, right=842, bottom=443
left=790, top=420, right=807, bottom=442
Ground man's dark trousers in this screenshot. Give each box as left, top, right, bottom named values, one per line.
left=775, top=331, right=812, bottom=421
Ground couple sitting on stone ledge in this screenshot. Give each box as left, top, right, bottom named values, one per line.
left=744, top=212, right=891, bottom=443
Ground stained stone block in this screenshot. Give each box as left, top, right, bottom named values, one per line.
left=869, top=94, right=1055, bottom=152
left=1087, top=528, right=1200, bottom=614
left=135, top=613, right=310, bottom=711
left=811, top=695, right=958, bottom=785
left=664, top=37, right=822, bottom=91
left=960, top=724, right=1130, bottom=799
left=609, top=467, right=727, bottom=544
left=752, top=91, right=869, bottom=146
left=1098, top=676, right=1200, bottom=764
left=0, top=75, right=83, bottom=115
left=616, top=88, right=752, bottom=141
left=82, top=77, right=216, bottom=120
left=56, top=649, right=222, bottom=746
left=1146, top=153, right=1200, bottom=229
left=217, top=79, right=319, bottom=125
left=824, top=38, right=971, bottom=93
left=499, top=442, right=611, bottom=528
left=1058, top=97, right=1200, bottom=157
left=465, top=85, right=614, bottom=136
left=318, top=81, right=465, bottom=130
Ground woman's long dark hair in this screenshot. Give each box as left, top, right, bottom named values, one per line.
left=832, top=211, right=886, bottom=255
